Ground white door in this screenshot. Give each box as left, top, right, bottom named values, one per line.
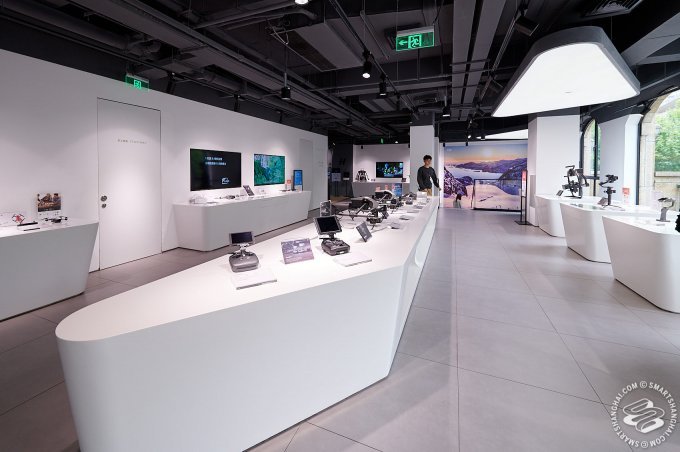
left=97, top=99, right=161, bottom=269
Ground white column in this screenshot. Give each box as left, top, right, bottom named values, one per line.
left=528, top=113, right=581, bottom=225
left=410, top=125, right=438, bottom=193
left=599, top=114, right=642, bottom=203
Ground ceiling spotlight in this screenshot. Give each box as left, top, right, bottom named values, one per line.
left=280, top=85, right=291, bottom=100
left=442, top=106, right=451, bottom=118
left=395, top=139, right=399, bottom=144
left=294, top=0, right=309, bottom=4
left=467, top=133, right=472, bottom=139
left=378, top=75, right=387, bottom=97
left=362, top=50, right=372, bottom=79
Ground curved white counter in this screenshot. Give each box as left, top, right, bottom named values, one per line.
left=560, top=203, right=657, bottom=262
left=0, top=219, right=98, bottom=320
left=57, top=199, right=438, bottom=452
left=352, top=181, right=410, bottom=198
left=603, top=214, right=680, bottom=313
left=174, top=191, right=312, bottom=251
left=535, top=194, right=600, bottom=237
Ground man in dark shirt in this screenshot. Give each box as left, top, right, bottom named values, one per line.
left=417, top=154, right=440, bottom=196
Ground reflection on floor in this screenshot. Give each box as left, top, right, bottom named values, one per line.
left=1, top=209, right=680, bottom=452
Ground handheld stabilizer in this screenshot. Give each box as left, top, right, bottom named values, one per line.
left=599, top=174, right=618, bottom=206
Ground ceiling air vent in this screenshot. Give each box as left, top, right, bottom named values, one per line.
left=582, top=0, right=644, bottom=19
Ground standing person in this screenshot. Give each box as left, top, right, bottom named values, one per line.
left=417, top=154, right=440, bottom=196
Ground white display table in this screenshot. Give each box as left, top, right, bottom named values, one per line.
left=604, top=214, right=680, bottom=313
left=535, top=194, right=600, bottom=237
left=352, top=181, right=410, bottom=198
left=560, top=203, right=656, bottom=262
left=57, top=199, right=438, bottom=452
left=174, top=191, right=312, bottom=251
left=0, top=219, right=98, bottom=320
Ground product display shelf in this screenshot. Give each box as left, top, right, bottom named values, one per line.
left=0, top=219, right=98, bottom=320
left=535, top=194, right=601, bottom=237
left=603, top=214, right=680, bottom=313
left=560, top=202, right=657, bottom=262
left=56, top=199, right=438, bottom=452
left=174, top=190, right=312, bottom=251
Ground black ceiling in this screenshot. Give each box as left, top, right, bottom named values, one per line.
left=1, top=0, right=679, bottom=144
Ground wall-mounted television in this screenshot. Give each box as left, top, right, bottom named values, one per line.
left=254, top=154, right=285, bottom=186
left=376, top=161, right=404, bottom=178
left=190, top=149, right=242, bottom=191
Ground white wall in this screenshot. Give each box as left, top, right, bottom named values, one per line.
left=0, top=49, right=328, bottom=270
left=352, top=143, right=410, bottom=182
left=410, top=125, right=438, bottom=193
left=599, top=114, right=642, bottom=203
left=528, top=114, right=580, bottom=225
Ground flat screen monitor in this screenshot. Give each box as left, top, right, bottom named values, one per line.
left=314, top=215, right=342, bottom=236
left=190, top=149, right=242, bottom=191
left=254, top=154, right=285, bottom=186
left=293, top=169, right=303, bottom=189
left=392, top=183, right=403, bottom=197
left=230, top=231, right=253, bottom=245
left=376, top=161, right=404, bottom=178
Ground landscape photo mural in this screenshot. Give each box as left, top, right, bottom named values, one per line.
left=442, top=141, right=527, bottom=210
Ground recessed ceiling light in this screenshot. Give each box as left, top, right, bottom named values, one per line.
left=485, top=129, right=529, bottom=140
left=294, top=0, right=309, bottom=4
left=492, top=27, right=639, bottom=117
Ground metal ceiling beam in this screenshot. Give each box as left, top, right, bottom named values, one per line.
left=67, top=0, right=389, bottom=135
left=621, top=11, right=680, bottom=67
left=194, top=1, right=292, bottom=29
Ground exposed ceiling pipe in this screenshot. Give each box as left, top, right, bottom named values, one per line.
left=478, top=6, right=522, bottom=103
left=68, top=0, right=388, bottom=135
left=326, top=0, right=416, bottom=113
left=2, top=0, right=138, bottom=54
left=194, top=1, right=295, bottom=29
left=194, top=72, right=306, bottom=116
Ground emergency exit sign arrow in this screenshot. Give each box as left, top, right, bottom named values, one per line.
left=395, top=26, right=435, bottom=52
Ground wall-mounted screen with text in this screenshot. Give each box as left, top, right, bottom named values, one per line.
left=190, top=149, right=242, bottom=191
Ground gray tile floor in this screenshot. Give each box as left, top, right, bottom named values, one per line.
left=2, top=208, right=680, bottom=451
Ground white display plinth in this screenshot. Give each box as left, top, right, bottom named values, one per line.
left=560, top=202, right=656, bottom=262
left=174, top=191, right=312, bottom=251
left=604, top=215, right=680, bottom=313
left=0, top=219, right=98, bottom=320
left=56, top=199, right=438, bottom=452
left=536, top=194, right=600, bottom=237
left=352, top=181, right=410, bottom=198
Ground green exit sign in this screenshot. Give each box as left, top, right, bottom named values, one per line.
left=396, top=27, right=435, bottom=52
left=125, top=74, right=149, bottom=91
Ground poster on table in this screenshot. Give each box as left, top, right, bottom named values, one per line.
left=36, top=193, right=62, bottom=219
left=442, top=141, right=527, bottom=211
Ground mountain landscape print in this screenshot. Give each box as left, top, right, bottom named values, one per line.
left=442, top=141, right=527, bottom=210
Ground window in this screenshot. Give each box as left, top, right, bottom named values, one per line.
left=581, top=119, right=601, bottom=196
left=639, top=89, right=680, bottom=210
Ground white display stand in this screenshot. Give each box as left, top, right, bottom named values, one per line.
left=535, top=194, right=601, bottom=237
left=174, top=191, right=312, bottom=251
left=0, top=219, right=98, bottom=320
left=560, top=202, right=656, bottom=262
left=352, top=181, right=410, bottom=198
left=56, top=199, right=438, bottom=452
left=603, top=215, right=680, bottom=313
